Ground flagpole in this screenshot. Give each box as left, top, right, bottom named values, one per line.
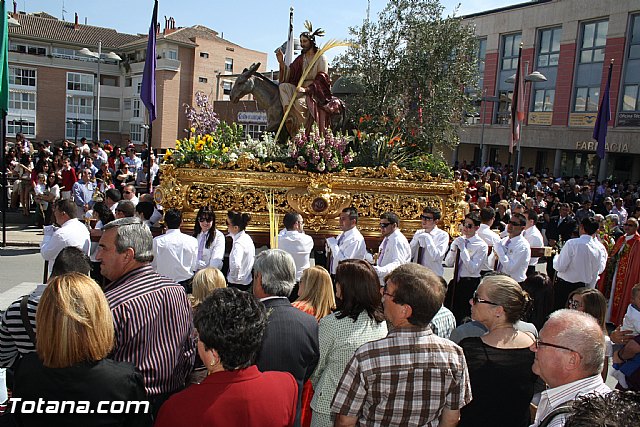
left=1, top=111, right=6, bottom=247
left=511, top=43, right=523, bottom=190
left=146, top=122, right=152, bottom=194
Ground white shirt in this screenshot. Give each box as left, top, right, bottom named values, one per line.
left=623, top=304, right=640, bottom=335
left=531, top=375, right=610, bottom=427
left=476, top=224, right=500, bottom=271
left=227, top=230, right=255, bottom=285
left=494, top=234, right=531, bottom=283
left=196, top=229, right=225, bottom=271
left=278, top=230, right=314, bottom=281
left=152, top=229, right=198, bottom=282
left=409, top=226, right=449, bottom=277
left=40, top=218, right=91, bottom=274
left=326, top=227, right=367, bottom=274
left=593, top=236, right=608, bottom=281
left=554, top=234, right=605, bottom=287
left=523, top=226, right=544, bottom=266
left=444, top=234, right=488, bottom=278
left=374, top=229, right=411, bottom=284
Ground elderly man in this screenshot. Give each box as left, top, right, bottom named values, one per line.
left=40, top=199, right=91, bottom=275
left=374, top=212, right=411, bottom=285
left=326, top=207, right=368, bottom=275
left=530, top=309, right=610, bottom=427
left=331, top=263, right=471, bottom=426
left=253, top=249, right=319, bottom=427
left=71, top=168, right=95, bottom=218
left=96, top=217, right=196, bottom=415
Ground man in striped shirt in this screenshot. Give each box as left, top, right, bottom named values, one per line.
left=97, top=217, right=196, bottom=415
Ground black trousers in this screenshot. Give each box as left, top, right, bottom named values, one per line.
left=445, top=276, right=481, bottom=326
left=553, top=277, right=587, bottom=311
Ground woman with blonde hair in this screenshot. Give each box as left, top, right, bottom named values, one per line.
left=458, top=274, right=537, bottom=427
left=13, top=273, right=149, bottom=426
left=293, top=266, right=335, bottom=320
left=191, top=267, right=227, bottom=308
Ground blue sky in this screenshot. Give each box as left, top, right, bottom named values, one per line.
left=14, top=0, right=518, bottom=69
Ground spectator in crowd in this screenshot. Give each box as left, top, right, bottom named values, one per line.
left=326, top=207, right=368, bottom=275
left=152, top=209, right=198, bottom=290
left=458, top=275, right=536, bottom=427
left=226, top=211, right=255, bottom=291
left=97, top=217, right=196, bottom=415
left=521, top=272, right=554, bottom=332
left=72, top=168, right=96, bottom=219
left=13, top=272, right=150, bottom=427
left=122, top=184, right=139, bottom=206
left=563, top=390, right=640, bottom=427
left=40, top=198, right=91, bottom=275
left=135, top=201, right=155, bottom=228
left=155, top=288, right=298, bottom=427
left=41, top=172, right=61, bottom=226
left=373, top=212, right=411, bottom=285
left=279, top=212, right=315, bottom=289
left=105, top=188, right=121, bottom=215
left=575, top=200, right=595, bottom=223
left=292, top=265, right=335, bottom=321
left=310, top=259, right=387, bottom=427
left=523, top=209, right=544, bottom=276
left=494, top=212, right=531, bottom=284
left=611, top=198, right=628, bottom=226
left=331, top=263, right=471, bottom=426
left=192, top=206, right=225, bottom=271
left=254, top=249, right=319, bottom=427
left=114, top=200, right=135, bottom=219
left=494, top=200, right=511, bottom=233
left=190, top=267, right=226, bottom=309
left=445, top=212, right=488, bottom=325
left=139, top=193, right=163, bottom=226
left=410, top=206, right=450, bottom=277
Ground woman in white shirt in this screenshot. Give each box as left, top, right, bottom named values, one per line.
left=226, top=211, right=255, bottom=291
left=192, top=206, right=225, bottom=271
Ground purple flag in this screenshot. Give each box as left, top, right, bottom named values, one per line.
left=593, top=61, right=613, bottom=160
left=141, top=0, right=158, bottom=122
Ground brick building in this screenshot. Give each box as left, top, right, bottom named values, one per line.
left=456, top=0, right=640, bottom=182
left=7, top=10, right=267, bottom=149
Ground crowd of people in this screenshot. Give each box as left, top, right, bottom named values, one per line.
left=2, top=140, right=640, bottom=426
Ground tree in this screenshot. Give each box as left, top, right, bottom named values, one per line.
left=336, top=0, right=478, bottom=156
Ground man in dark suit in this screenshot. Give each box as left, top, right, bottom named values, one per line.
left=545, top=203, right=578, bottom=280
left=254, top=249, right=319, bottom=427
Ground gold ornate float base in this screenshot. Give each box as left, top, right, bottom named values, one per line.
left=155, top=160, right=466, bottom=241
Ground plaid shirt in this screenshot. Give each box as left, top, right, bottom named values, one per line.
left=331, top=326, right=472, bottom=426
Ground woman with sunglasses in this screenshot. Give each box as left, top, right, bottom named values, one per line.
left=192, top=206, right=225, bottom=271
left=457, top=274, right=537, bottom=427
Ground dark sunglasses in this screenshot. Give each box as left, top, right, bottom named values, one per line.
left=462, top=223, right=475, bottom=229
left=380, top=223, right=392, bottom=228
left=123, top=191, right=133, bottom=195
left=472, top=290, right=498, bottom=306
left=198, top=218, right=213, bottom=223
left=420, top=215, right=434, bottom=221
left=509, top=221, right=525, bottom=226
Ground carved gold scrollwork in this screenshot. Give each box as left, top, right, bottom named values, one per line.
left=287, top=180, right=351, bottom=232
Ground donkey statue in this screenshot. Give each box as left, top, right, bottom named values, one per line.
left=230, top=62, right=346, bottom=142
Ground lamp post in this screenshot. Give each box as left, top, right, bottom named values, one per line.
left=478, top=88, right=500, bottom=167
left=78, top=41, right=121, bottom=142
left=14, top=119, right=29, bottom=134
left=505, top=62, right=547, bottom=189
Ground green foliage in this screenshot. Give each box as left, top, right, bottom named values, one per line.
left=335, top=0, right=479, bottom=153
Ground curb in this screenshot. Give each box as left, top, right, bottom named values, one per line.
left=1, top=241, right=41, bottom=248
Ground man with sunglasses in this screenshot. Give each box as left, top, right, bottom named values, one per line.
left=444, top=213, right=488, bottom=325
left=530, top=310, right=610, bottom=427
left=493, top=213, right=530, bottom=284
left=122, top=184, right=139, bottom=206
left=410, top=207, right=450, bottom=277
left=373, top=212, right=411, bottom=285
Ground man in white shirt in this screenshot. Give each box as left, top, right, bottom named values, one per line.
left=444, top=212, right=488, bottom=325
left=530, top=309, right=610, bottom=427
left=278, top=212, right=315, bottom=285
left=152, top=208, right=198, bottom=291
left=373, top=212, right=411, bottom=285
left=40, top=199, right=91, bottom=275
left=122, top=184, right=139, bottom=206
left=326, top=207, right=368, bottom=275
left=553, top=217, right=606, bottom=310
left=477, top=207, right=500, bottom=276
left=610, top=198, right=628, bottom=226
left=494, top=213, right=531, bottom=284
left=409, top=207, right=449, bottom=277
left=523, top=210, right=544, bottom=277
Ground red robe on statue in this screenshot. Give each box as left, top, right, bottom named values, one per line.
left=598, top=232, right=640, bottom=325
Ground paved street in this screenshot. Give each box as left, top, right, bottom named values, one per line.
left=0, top=246, right=44, bottom=310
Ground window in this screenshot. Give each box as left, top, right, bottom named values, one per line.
left=125, top=77, right=132, bottom=87
left=66, top=96, right=93, bottom=116
left=244, top=124, right=267, bottom=140
left=495, top=90, right=513, bottom=124
left=538, top=28, right=561, bottom=67
left=67, top=72, right=94, bottom=92
left=225, top=58, right=233, bottom=73
left=223, top=81, right=232, bottom=95
left=477, top=38, right=487, bottom=89
left=630, top=15, right=640, bottom=59
left=9, top=42, right=46, bottom=56
left=166, top=50, right=178, bottom=60
left=133, top=99, right=141, bottom=118
left=8, top=119, right=35, bottom=136
left=124, top=98, right=132, bottom=110
left=100, top=97, right=120, bottom=111
left=574, top=87, right=600, bottom=112
left=200, top=52, right=209, bottom=58
left=9, top=67, right=36, bottom=87
left=100, top=120, right=120, bottom=132
left=199, top=77, right=208, bottom=83
left=501, top=33, right=522, bottom=71
left=9, top=92, right=36, bottom=111
left=65, top=120, right=92, bottom=140
left=533, top=89, right=555, bottom=112
left=580, top=21, right=608, bottom=63
left=622, top=85, right=638, bottom=111
left=136, top=81, right=142, bottom=94
left=100, top=75, right=119, bottom=87
left=130, top=123, right=142, bottom=143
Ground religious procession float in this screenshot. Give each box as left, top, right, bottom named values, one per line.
left=155, top=9, right=478, bottom=245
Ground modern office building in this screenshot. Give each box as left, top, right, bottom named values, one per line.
left=457, top=0, right=640, bottom=182
left=7, top=9, right=267, bottom=148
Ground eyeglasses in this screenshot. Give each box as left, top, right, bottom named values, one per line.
left=382, top=284, right=396, bottom=299
left=123, top=191, right=132, bottom=195
left=462, top=223, right=475, bottom=229
left=380, top=223, right=392, bottom=228
left=472, top=290, right=499, bottom=306
left=420, top=215, right=434, bottom=221
left=198, top=218, right=213, bottom=223
left=534, top=339, right=580, bottom=355
left=567, top=299, right=583, bottom=310
left=509, top=221, right=525, bottom=226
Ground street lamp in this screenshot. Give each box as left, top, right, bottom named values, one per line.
left=505, top=62, right=547, bottom=188
left=66, top=118, right=88, bottom=146
left=78, top=41, right=121, bottom=142
left=13, top=119, right=29, bottom=135
left=478, top=89, right=500, bottom=166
